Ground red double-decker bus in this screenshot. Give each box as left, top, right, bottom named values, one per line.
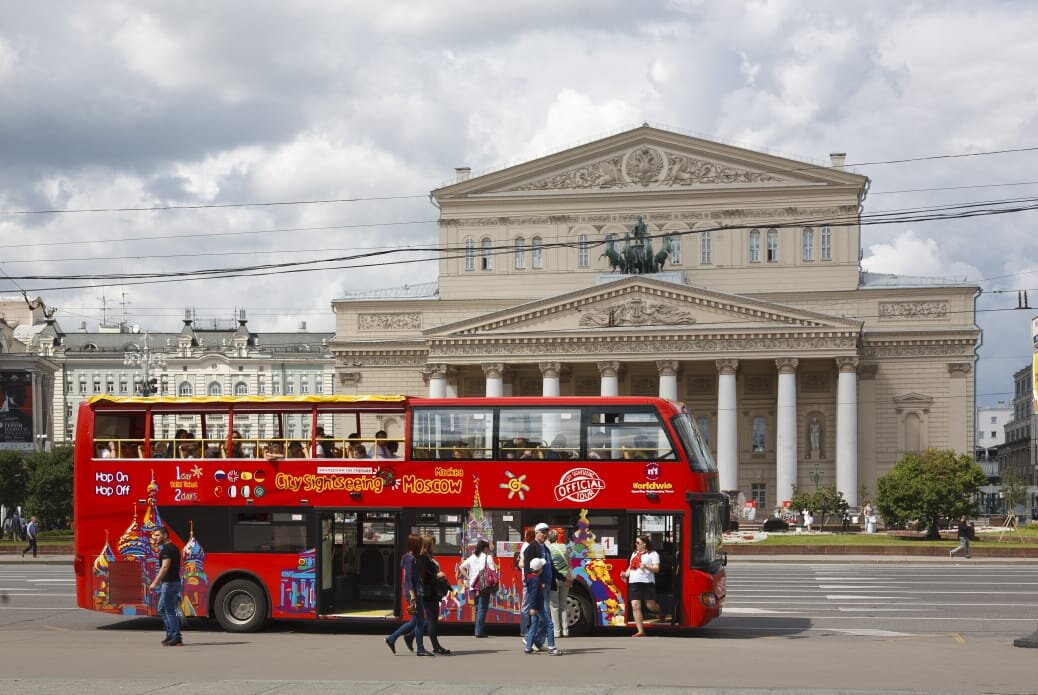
left=74, top=394, right=726, bottom=634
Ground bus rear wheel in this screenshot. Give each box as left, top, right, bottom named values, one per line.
left=214, top=579, right=269, bottom=633
left=565, top=588, right=595, bottom=636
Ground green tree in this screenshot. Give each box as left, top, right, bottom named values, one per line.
left=0, top=450, right=28, bottom=511
left=24, top=446, right=73, bottom=528
left=876, top=448, right=986, bottom=539
left=789, top=485, right=850, bottom=528
left=1000, top=470, right=1027, bottom=520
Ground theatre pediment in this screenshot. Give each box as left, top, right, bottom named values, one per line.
left=433, top=124, right=864, bottom=198
left=426, top=276, right=861, bottom=338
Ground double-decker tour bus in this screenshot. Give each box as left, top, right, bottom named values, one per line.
left=74, top=394, right=726, bottom=633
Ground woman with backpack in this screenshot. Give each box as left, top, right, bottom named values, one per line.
left=460, top=539, right=497, bottom=638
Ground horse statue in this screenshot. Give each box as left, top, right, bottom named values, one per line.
left=653, top=235, right=673, bottom=272
left=599, top=236, right=626, bottom=273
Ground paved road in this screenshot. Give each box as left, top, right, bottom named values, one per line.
left=1, top=560, right=1037, bottom=694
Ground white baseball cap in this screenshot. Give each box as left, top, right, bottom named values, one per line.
left=529, top=557, right=546, bottom=572
left=535, top=522, right=549, bottom=532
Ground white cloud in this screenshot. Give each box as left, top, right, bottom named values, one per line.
left=0, top=37, right=17, bottom=82
left=861, top=230, right=981, bottom=281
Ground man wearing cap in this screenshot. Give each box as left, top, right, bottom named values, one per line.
left=523, top=523, right=563, bottom=655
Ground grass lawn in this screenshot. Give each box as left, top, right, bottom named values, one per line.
left=754, top=526, right=1038, bottom=548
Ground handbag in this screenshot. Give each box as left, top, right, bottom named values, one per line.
left=435, top=576, right=451, bottom=601
left=476, top=559, right=500, bottom=595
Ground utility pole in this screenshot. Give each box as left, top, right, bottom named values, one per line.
left=123, top=332, right=165, bottom=396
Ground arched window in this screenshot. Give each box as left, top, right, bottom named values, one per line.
left=577, top=233, right=590, bottom=267
left=514, top=237, right=526, bottom=269
left=481, top=237, right=492, bottom=270
left=464, top=237, right=475, bottom=271
left=178, top=381, right=193, bottom=397
left=234, top=381, right=248, bottom=396
left=749, top=229, right=760, bottom=263
left=751, top=416, right=767, bottom=453
left=820, top=226, right=832, bottom=260
left=766, top=228, right=778, bottom=262
left=531, top=236, right=543, bottom=269
left=207, top=381, right=222, bottom=396
left=700, top=231, right=712, bottom=265
left=802, top=227, right=814, bottom=261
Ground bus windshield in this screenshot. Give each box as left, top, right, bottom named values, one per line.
left=671, top=412, right=716, bottom=473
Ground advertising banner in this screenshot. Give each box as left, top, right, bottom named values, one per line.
left=0, top=371, right=34, bottom=451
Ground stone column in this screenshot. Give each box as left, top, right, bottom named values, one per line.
left=482, top=363, right=504, bottom=398
left=657, top=360, right=679, bottom=402
left=425, top=363, right=448, bottom=399
left=835, top=356, right=859, bottom=506
left=775, top=357, right=799, bottom=505
left=716, top=359, right=739, bottom=491
left=947, top=362, right=972, bottom=454
left=598, top=361, right=620, bottom=397
left=540, top=362, right=562, bottom=397
left=857, top=364, right=879, bottom=499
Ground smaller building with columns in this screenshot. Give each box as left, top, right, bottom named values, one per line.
left=330, top=125, right=981, bottom=509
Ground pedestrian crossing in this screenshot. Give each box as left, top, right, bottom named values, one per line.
left=719, top=562, right=1038, bottom=634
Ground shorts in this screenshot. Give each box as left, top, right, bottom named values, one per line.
left=628, top=581, right=657, bottom=602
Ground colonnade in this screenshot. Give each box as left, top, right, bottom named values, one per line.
left=425, top=355, right=860, bottom=506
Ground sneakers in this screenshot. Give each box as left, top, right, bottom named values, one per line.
left=163, top=638, right=183, bottom=647
left=524, top=648, right=534, bottom=654
left=545, top=647, right=564, bottom=655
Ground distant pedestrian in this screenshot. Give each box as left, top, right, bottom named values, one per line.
left=9, top=512, right=23, bottom=541
left=148, top=527, right=183, bottom=646
left=547, top=529, right=573, bottom=638
left=21, top=516, right=38, bottom=558
left=949, top=516, right=973, bottom=559
left=802, top=510, right=814, bottom=532
left=841, top=510, right=851, bottom=533
left=862, top=502, right=877, bottom=534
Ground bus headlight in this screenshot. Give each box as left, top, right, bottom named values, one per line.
left=700, top=592, right=718, bottom=607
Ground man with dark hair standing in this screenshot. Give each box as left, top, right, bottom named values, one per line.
left=149, top=527, right=183, bottom=646
left=523, top=523, right=563, bottom=655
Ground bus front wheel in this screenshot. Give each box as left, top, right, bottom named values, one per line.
left=214, top=579, right=269, bottom=633
left=566, top=588, right=595, bottom=636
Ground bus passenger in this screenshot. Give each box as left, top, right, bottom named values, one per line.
left=373, top=430, right=398, bottom=458
left=264, top=441, right=285, bottom=461
left=621, top=535, right=661, bottom=637
left=348, top=442, right=369, bottom=458
left=287, top=441, right=306, bottom=458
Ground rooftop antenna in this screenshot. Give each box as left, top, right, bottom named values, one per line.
left=98, top=286, right=109, bottom=325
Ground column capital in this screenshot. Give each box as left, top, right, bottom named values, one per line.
left=481, top=362, right=505, bottom=379
left=715, top=358, right=739, bottom=376
left=656, top=359, right=679, bottom=377
left=539, top=361, right=562, bottom=379
left=835, top=356, right=859, bottom=373
left=421, top=363, right=449, bottom=385
left=597, top=360, right=621, bottom=378
left=775, top=357, right=799, bottom=374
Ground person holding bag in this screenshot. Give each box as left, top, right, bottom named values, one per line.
left=460, top=539, right=497, bottom=638
left=385, top=534, right=431, bottom=656
left=418, top=534, right=451, bottom=655
left=621, top=535, right=661, bottom=637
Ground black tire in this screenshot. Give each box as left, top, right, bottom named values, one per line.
left=213, top=578, right=269, bottom=633
left=565, top=587, right=595, bottom=636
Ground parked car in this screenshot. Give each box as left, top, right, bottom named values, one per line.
left=761, top=517, right=790, bottom=532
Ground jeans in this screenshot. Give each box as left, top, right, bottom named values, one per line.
left=422, top=599, right=444, bottom=649
left=524, top=609, right=546, bottom=651
left=388, top=599, right=426, bottom=652
left=550, top=581, right=569, bottom=637
left=541, top=589, right=556, bottom=649
left=473, top=590, right=490, bottom=636
left=950, top=536, right=971, bottom=557
left=157, top=581, right=182, bottom=642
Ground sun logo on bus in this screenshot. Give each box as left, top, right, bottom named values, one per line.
left=499, top=470, right=529, bottom=500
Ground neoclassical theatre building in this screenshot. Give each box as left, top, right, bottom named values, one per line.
left=330, top=125, right=980, bottom=509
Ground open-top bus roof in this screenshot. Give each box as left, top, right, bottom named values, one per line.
left=86, top=394, right=408, bottom=407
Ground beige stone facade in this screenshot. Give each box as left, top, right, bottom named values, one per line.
left=330, top=125, right=980, bottom=509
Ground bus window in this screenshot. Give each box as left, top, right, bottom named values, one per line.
left=413, top=511, right=464, bottom=555
left=93, top=414, right=146, bottom=459
left=233, top=510, right=309, bottom=553
left=412, top=407, right=494, bottom=460
left=586, top=408, right=676, bottom=461
left=671, top=413, right=716, bottom=473
left=497, top=407, right=581, bottom=460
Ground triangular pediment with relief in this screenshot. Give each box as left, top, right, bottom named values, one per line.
left=433, top=124, right=865, bottom=198
left=426, top=276, right=862, bottom=338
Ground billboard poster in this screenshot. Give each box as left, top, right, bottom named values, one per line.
left=0, top=371, right=34, bottom=451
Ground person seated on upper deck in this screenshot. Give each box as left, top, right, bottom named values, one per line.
left=621, top=445, right=649, bottom=460
left=372, top=430, right=398, bottom=458
left=287, top=441, right=306, bottom=458
left=226, top=430, right=246, bottom=458
left=348, top=442, right=369, bottom=458
left=451, top=445, right=466, bottom=459
left=203, top=442, right=223, bottom=458
left=503, top=436, right=528, bottom=459
left=519, top=442, right=541, bottom=460
left=315, top=426, right=339, bottom=458
left=545, top=434, right=572, bottom=460
left=264, top=441, right=285, bottom=461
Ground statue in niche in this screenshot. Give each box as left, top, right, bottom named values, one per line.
left=808, top=417, right=823, bottom=459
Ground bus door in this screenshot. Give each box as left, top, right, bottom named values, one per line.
left=318, top=510, right=399, bottom=616
left=631, top=513, right=681, bottom=624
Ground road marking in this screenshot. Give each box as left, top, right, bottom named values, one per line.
left=837, top=607, right=936, bottom=612
left=27, top=579, right=75, bottom=583
left=0, top=607, right=79, bottom=610
left=722, top=607, right=796, bottom=615
left=823, top=628, right=916, bottom=637
left=825, top=594, right=904, bottom=600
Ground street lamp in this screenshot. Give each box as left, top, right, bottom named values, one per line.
left=123, top=332, right=166, bottom=396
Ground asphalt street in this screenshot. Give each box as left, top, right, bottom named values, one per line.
left=1, top=559, right=1037, bottom=695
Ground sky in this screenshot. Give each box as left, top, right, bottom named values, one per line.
left=1, top=0, right=1037, bottom=406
